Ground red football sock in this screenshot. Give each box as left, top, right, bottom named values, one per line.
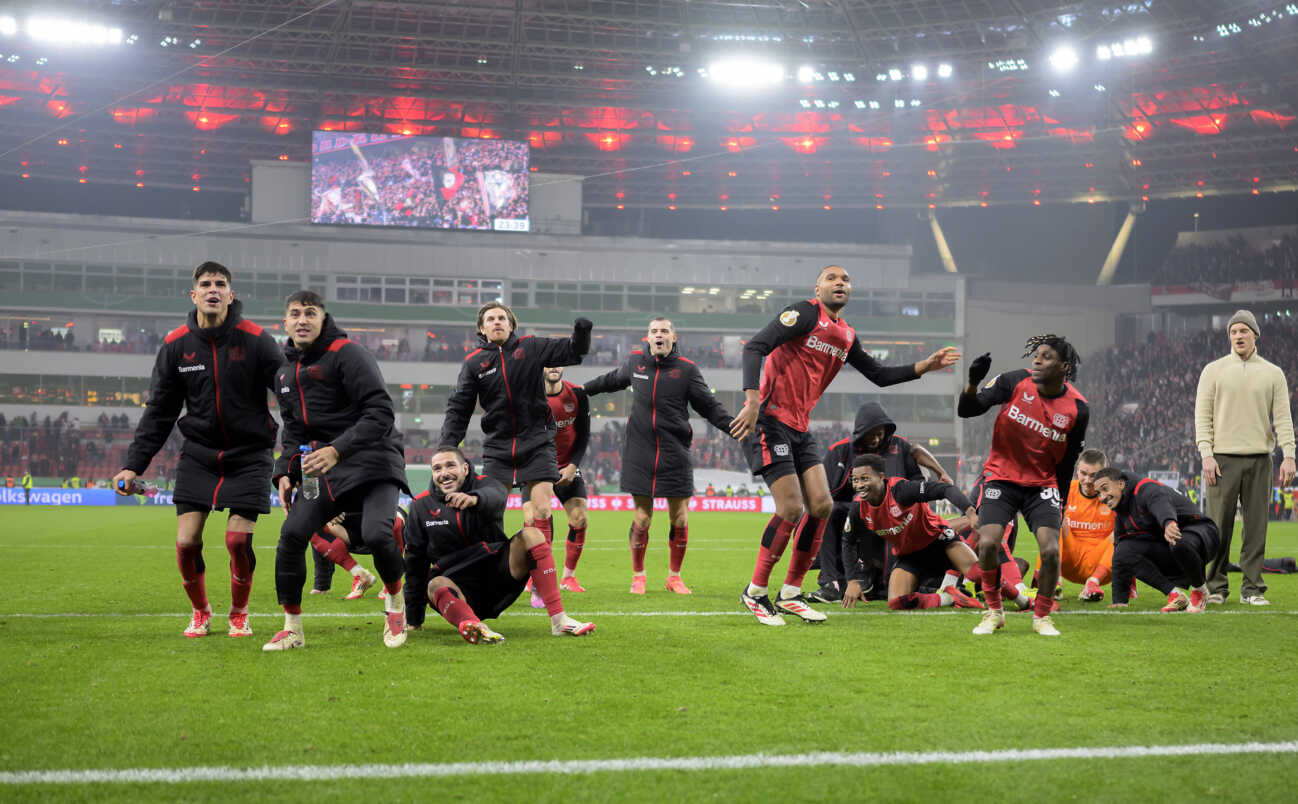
left=751, top=515, right=795, bottom=587
left=629, top=523, right=649, bottom=573
left=310, top=533, right=357, bottom=572
left=283, top=603, right=302, bottom=615
left=783, top=514, right=827, bottom=588
left=1093, top=564, right=1113, bottom=585
left=980, top=564, right=1003, bottom=610
left=668, top=524, right=688, bottom=574
left=527, top=543, right=563, bottom=616
left=1001, top=554, right=1024, bottom=587
left=889, top=593, right=942, bottom=610
left=176, top=544, right=209, bottom=612
left=432, top=586, right=479, bottom=628
left=1033, top=590, right=1056, bottom=618
left=535, top=516, right=553, bottom=546
left=224, top=530, right=255, bottom=613
left=383, top=579, right=401, bottom=598
left=564, top=525, right=586, bottom=573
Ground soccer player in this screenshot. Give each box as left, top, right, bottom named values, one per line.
left=586, top=317, right=734, bottom=594
left=545, top=366, right=592, bottom=592
left=958, top=335, right=1089, bottom=637
left=307, top=512, right=392, bottom=600
left=439, top=302, right=592, bottom=555
left=1053, top=448, right=1117, bottom=602
left=113, top=261, right=283, bottom=639
left=840, top=454, right=985, bottom=611
left=1093, top=468, right=1220, bottom=613
left=404, top=448, right=595, bottom=641
left=263, top=291, right=410, bottom=651
left=812, top=400, right=954, bottom=603
left=731, top=264, right=959, bottom=625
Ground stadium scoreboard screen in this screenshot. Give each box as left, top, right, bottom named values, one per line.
left=310, top=131, right=530, bottom=232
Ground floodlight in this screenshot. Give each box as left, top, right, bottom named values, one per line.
left=1048, top=45, right=1078, bottom=72
left=888, top=67, right=903, bottom=81
left=26, top=17, right=123, bottom=46
left=911, top=64, right=928, bottom=81
left=0, top=16, right=16, bottom=36
left=937, top=63, right=953, bottom=78
left=709, top=57, right=785, bottom=88
left=796, top=65, right=814, bottom=83
left=1096, top=44, right=1112, bottom=60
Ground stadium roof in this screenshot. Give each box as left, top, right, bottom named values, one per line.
left=1, top=0, right=1296, bottom=211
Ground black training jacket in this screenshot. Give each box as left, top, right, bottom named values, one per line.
left=824, top=402, right=923, bottom=519
left=402, top=472, right=509, bottom=627
left=1108, top=471, right=1212, bottom=543
left=272, top=314, right=407, bottom=498
left=439, top=319, right=592, bottom=463
left=124, top=299, right=282, bottom=474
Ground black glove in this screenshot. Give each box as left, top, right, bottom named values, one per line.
left=967, top=352, right=992, bottom=387
left=574, top=317, right=593, bottom=332
left=572, top=317, right=594, bottom=357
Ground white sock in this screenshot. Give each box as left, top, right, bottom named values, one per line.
left=632, top=571, right=646, bottom=579
left=938, top=573, right=958, bottom=591
left=550, top=611, right=569, bottom=628
left=1086, top=576, right=1100, bottom=586
left=938, top=590, right=954, bottom=606
left=779, top=584, right=802, bottom=600
left=348, top=565, right=367, bottom=578
left=384, top=590, right=405, bottom=614
left=284, top=612, right=302, bottom=633
left=562, top=568, right=576, bottom=579
left=747, top=583, right=767, bottom=598
left=1171, top=587, right=1185, bottom=598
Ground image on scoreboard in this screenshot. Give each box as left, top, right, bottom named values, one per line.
left=310, top=131, right=530, bottom=232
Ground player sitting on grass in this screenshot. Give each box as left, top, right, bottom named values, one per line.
left=404, top=448, right=595, bottom=643
left=840, top=454, right=985, bottom=611
left=308, top=509, right=410, bottom=600
left=1092, top=468, right=1220, bottom=613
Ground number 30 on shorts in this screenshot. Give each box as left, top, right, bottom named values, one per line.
left=1039, top=487, right=1061, bottom=506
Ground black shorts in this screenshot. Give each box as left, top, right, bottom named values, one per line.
left=434, top=535, right=527, bottom=619
left=555, top=474, right=588, bottom=505
left=970, top=475, right=1019, bottom=552
left=483, top=442, right=560, bottom=488
left=892, top=528, right=959, bottom=580
left=175, top=501, right=261, bottom=521
left=172, top=449, right=273, bottom=515
left=744, top=415, right=821, bottom=483
left=976, top=480, right=1061, bottom=533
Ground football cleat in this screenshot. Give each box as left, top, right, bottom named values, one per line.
left=741, top=590, right=786, bottom=626
left=383, top=611, right=407, bottom=648
left=1161, top=590, right=1189, bottom=612
left=1206, top=592, right=1225, bottom=605
left=775, top=594, right=828, bottom=623
left=1032, top=615, right=1061, bottom=636
left=458, top=620, right=505, bottom=645
left=1079, top=579, right=1105, bottom=602
left=664, top=576, right=692, bottom=595
left=1187, top=588, right=1207, bottom=613
left=309, top=588, right=328, bottom=596
left=947, top=586, right=986, bottom=609
left=560, top=576, right=586, bottom=593
left=227, top=612, right=252, bottom=638
left=551, top=616, right=596, bottom=636
left=972, top=608, right=1005, bottom=635
left=262, top=629, right=304, bottom=652
left=629, top=575, right=647, bottom=595
left=343, top=569, right=378, bottom=601
left=530, top=589, right=546, bottom=609
left=183, top=610, right=211, bottom=638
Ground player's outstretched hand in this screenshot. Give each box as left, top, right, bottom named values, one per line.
left=967, top=352, right=992, bottom=386
left=917, top=345, right=961, bottom=374
left=841, top=580, right=865, bottom=609
left=730, top=400, right=758, bottom=441
left=112, top=469, right=137, bottom=496
left=277, top=476, right=296, bottom=512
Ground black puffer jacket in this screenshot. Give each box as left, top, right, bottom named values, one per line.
left=272, top=315, right=407, bottom=497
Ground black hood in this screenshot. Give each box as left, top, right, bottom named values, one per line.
left=853, top=401, right=897, bottom=453
left=283, top=313, right=349, bottom=363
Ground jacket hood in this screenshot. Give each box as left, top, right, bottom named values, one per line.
left=650, top=343, right=680, bottom=362
left=853, top=402, right=897, bottom=453
left=283, top=313, right=349, bottom=363
left=186, top=298, right=245, bottom=342
left=475, top=330, right=519, bottom=350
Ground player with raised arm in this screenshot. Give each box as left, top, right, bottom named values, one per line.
left=404, top=448, right=594, bottom=642
left=439, top=302, right=592, bottom=557
left=263, top=291, right=410, bottom=651
left=958, top=335, right=1089, bottom=637
left=730, top=264, right=959, bottom=625
left=585, top=318, right=734, bottom=594
left=114, top=261, right=282, bottom=639
left=544, top=366, right=593, bottom=592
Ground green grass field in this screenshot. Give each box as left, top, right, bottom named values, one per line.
left=2, top=506, right=1296, bottom=802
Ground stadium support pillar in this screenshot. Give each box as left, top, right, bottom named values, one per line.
left=1096, top=202, right=1144, bottom=286
left=927, top=210, right=958, bottom=273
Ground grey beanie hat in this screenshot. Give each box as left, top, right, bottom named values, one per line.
left=1228, top=309, right=1260, bottom=337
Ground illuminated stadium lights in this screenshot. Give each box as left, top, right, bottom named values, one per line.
left=1096, top=36, right=1152, bottom=60
left=868, top=100, right=880, bottom=110
left=34, top=56, right=46, bottom=65
left=988, top=58, right=1028, bottom=72
left=888, top=67, right=903, bottom=81
left=0, top=15, right=16, bottom=36
left=1048, top=89, right=1061, bottom=97
left=796, top=65, right=814, bottom=83
left=1048, top=45, right=1079, bottom=73
left=707, top=57, right=784, bottom=88
left=910, top=98, right=922, bottom=107
left=894, top=99, right=906, bottom=108
left=937, top=63, right=953, bottom=78
left=1094, top=83, right=1106, bottom=92
left=854, top=100, right=866, bottom=109
left=875, top=72, right=888, bottom=81
left=843, top=73, right=855, bottom=82
left=827, top=71, right=839, bottom=81
left=911, top=64, right=928, bottom=81
left=800, top=99, right=811, bottom=108
left=26, top=17, right=123, bottom=46
left=160, top=35, right=180, bottom=47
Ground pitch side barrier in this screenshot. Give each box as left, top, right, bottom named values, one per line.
left=2, top=487, right=776, bottom=513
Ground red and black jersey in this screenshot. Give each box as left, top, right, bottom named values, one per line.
left=546, top=380, right=590, bottom=468
left=850, top=476, right=972, bottom=556
left=959, top=369, right=1089, bottom=492
left=124, top=299, right=282, bottom=475
left=742, top=299, right=919, bottom=432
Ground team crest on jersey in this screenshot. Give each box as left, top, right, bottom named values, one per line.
left=1052, top=413, right=1070, bottom=428
left=669, top=368, right=681, bottom=379
left=480, top=359, right=491, bottom=369
left=228, top=345, right=246, bottom=362
left=183, top=352, right=197, bottom=362
left=889, top=505, right=902, bottom=517
left=563, top=403, right=574, bottom=412
left=818, top=320, right=829, bottom=328
left=984, top=488, right=1002, bottom=500
left=513, top=347, right=526, bottom=360
left=1022, top=392, right=1036, bottom=402
left=637, top=364, right=645, bottom=372
left=307, top=365, right=324, bottom=380
left=779, top=309, right=799, bottom=327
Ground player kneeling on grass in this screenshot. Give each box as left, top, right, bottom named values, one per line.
left=308, top=510, right=407, bottom=600
left=404, top=448, right=595, bottom=643
left=264, top=291, right=411, bottom=652
left=1092, top=468, right=1220, bottom=614
left=840, top=454, right=985, bottom=611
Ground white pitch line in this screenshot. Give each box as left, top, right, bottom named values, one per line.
left=3, top=741, right=1297, bottom=785
left=2, top=608, right=1296, bottom=619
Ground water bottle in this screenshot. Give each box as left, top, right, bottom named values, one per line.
left=118, top=478, right=159, bottom=498
left=299, top=445, right=320, bottom=500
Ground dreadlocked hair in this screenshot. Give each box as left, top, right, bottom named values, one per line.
left=1023, top=333, right=1080, bottom=381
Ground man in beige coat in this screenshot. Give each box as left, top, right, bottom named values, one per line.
left=1195, top=309, right=1296, bottom=606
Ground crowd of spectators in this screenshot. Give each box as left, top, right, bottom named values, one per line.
left=1151, top=233, right=1298, bottom=287
left=0, top=411, right=176, bottom=486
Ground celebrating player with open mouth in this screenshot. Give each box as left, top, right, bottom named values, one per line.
left=731, top=264, right=959, bottom=626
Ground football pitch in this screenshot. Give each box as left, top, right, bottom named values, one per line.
left=1, top=506, right=1296, bottom=803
